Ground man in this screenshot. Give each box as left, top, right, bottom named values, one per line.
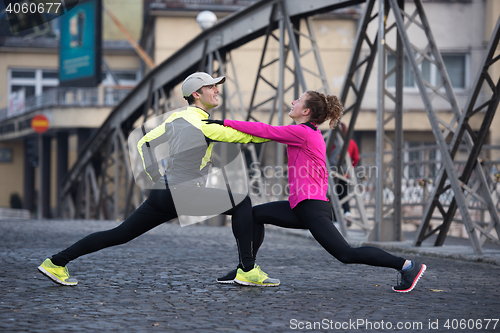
left=38, top=72, right=280, bottom=287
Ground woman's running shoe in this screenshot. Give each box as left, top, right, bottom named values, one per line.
left=392, top=261, right=426, bottom=293
left=216, top=268, right=237, bottom=284
left=38, top=258, right=78, bottom=286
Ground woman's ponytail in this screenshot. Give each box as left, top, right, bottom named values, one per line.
left=305, top=91, right=344, bottom=128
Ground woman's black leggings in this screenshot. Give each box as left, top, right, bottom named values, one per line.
left=251, top=200, right=406, bottom=270
left=50, top=185, right=255, bottom=270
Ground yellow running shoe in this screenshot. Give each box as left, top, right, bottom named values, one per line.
left=254, top=265, right=268, bottom=276
left=38, top=258, right=78, bottom=286
left=234, top=265, right=280, bottom=287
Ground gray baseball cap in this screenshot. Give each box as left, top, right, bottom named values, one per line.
left=182, top=72, right=226, bottom=97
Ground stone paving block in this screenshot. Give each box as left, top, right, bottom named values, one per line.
left=0, top=220, right=499, bottom=332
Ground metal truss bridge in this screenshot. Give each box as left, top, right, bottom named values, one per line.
left=60, top=0, right=500, bottom=256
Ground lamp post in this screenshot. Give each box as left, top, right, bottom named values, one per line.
left=197, top=10, right=217, bottom=74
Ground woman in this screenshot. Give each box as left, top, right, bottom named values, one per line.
left=205, top=90, right=426, bottom=292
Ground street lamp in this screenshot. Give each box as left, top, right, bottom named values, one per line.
left=196, top=10, right=218, bottom=74
left=196, top=10, right=217, bottom=30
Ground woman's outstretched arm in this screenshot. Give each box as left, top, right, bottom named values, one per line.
left=223, top=120, right=309, bottom=146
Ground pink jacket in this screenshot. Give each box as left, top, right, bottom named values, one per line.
left=224, top=120, right=329, bottom=208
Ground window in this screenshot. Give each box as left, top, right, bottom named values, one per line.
left=387, top=53, right=467, bottom=89
left=441, top=55, right=466, bottom=88
left=11, top=71, right=36, bottom=79
left=8, top=69, right=59, bottom=99
left=101, top=70, right=139, bottom=86
left=42, top=71, right=58, bottom=79
left=387, top=55, right=415, bottom=88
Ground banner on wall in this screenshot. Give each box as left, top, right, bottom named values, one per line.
left=7, top=88, right=25, bottom=118
left=59, top=0, right=102, bottom=87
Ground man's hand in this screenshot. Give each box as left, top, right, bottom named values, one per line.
left=202, top=119, right=224, bottom=126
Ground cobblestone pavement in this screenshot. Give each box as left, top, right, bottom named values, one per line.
left=1, top=220, right=499, bottom=332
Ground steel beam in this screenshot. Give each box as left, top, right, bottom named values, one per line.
left=373, top=0, right=404, bottom=241
left=393, top=0, right=404, bottom=242
left=416, top=15, right=500, bottom=250
left=388, top=0, right=483, bottom=255
left=328, top=0, right=378, bottom=235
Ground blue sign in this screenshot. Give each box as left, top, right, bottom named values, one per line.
left=59, top=0, right=101, bottom=87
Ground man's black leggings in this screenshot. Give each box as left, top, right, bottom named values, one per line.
left=251, top=199, right=406, bottom=270
left=50, top=185, right=255, bottom=270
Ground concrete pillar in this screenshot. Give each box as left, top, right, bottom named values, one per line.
left=23, top=138, right=36, bottom=212
left=56, top=132, right=68, bottom=217
left=41, top=136, right=51, bottom=218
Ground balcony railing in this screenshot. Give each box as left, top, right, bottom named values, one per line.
left=0, top=86, right=133, bottom=122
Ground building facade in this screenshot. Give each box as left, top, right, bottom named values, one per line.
left=0, top=0, right=142, bottom=214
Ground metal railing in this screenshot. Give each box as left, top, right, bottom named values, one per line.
left=0, top=86, right=133, bottom=122
left=356, top=145, right=500, bottom=233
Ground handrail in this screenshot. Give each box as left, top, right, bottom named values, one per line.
left=0, top=86, right=133, bottom=122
